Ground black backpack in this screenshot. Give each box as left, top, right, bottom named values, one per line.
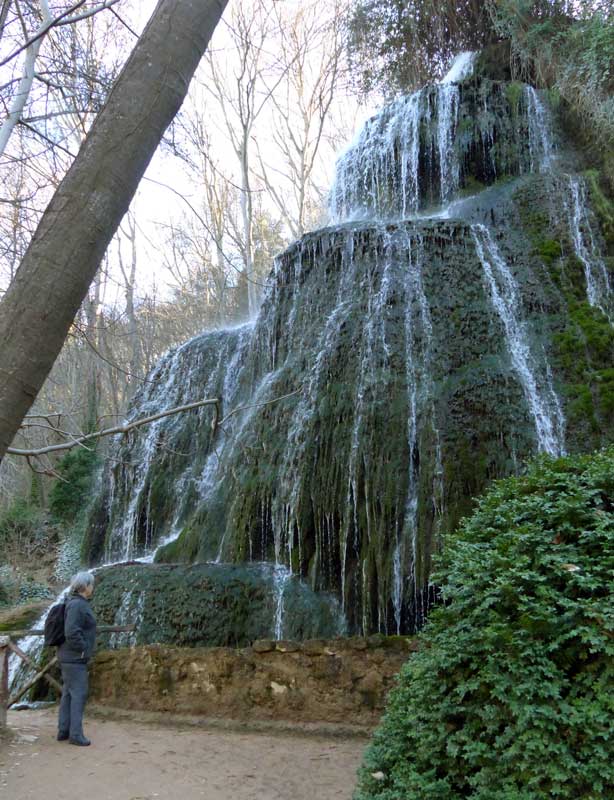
left=44, top=598, right=67, bottom=647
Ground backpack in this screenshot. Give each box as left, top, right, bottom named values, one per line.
left=44, top=598, right=67, bottom=647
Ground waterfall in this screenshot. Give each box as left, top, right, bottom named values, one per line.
left=329, top=90, right=425, bottom=222
left=400, top=234, right=443, bottom=630
left=103, top=325, right=250, bottom=562
left=108, top=589, right=144, bottom=649
left=273, top=564, right=292, bottom=639
left=472, top=224, right=565, bottom=456
left=400, top=242, right=421, bottom=634
left=328, top=84, right=462, bottom=221
left=525, top=86, right=554, bottom=172
left=440, top=51, right=477, bottom=84
left=437, top=84, right=460, bottom=203
left=18, top=53, right=609, bottom=648
left=564, top=175, right=612, bottom=318
left=7, top=589, right=67, bottom=697
left=329, top=76, right=549, bottom=223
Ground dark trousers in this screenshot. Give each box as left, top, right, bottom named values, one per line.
left=58, top=662, right=89, bottom=738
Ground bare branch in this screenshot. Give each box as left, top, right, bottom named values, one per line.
left=8, top=397, right=221, bottom=457
left=0, top=0, right=122, bottom=70
left=218, top=387, right=302, bottom=427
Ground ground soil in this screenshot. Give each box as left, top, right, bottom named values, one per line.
left=0, top=707, right=367, bottom=800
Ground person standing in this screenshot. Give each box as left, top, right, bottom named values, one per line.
left=57, top=571, right=97, bottom=746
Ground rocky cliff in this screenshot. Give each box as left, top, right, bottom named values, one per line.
left=83, top=61, right=614, bottom=638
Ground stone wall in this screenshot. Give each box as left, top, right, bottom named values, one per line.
left=90, top=636, right=417, bottom=729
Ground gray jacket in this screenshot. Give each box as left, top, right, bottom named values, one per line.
left=57, top=593, right=97, bottom=664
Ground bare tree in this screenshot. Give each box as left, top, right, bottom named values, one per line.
left=255, top=0, right=346, bottom=238
left=0, top=0, right=229, bottom=464
left=205, top=0, right=282, bottom=316
left=0, top=0, right=123, bottom=159
left=115, top=208, right=143, bottom=400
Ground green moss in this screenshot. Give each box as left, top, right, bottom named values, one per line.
left=91, top=562, right=345, bottom=649
left=584, top=169, right=614, bottom=251
left=0, top=604, right=48, bottom=631
left=155, top=523, right=200, bottom=563
left=545, top=86, right=561, bottom=110
left=552, top=300, right=614, bottom=446
left=459, top=174, right=486, bottom=196
left=505, top=81, right=524, bottom=114
left=533, top=237, right=562, bottom=265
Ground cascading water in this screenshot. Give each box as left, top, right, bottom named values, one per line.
left=525, top=86, right=554, bottom=172
left=472, top=224, right=565, bottom=456
left=440, top=51, right=477, bottom=84
left=27, top=52, right=610, bottom=649
left=108, top=589, right=144, bottom=648
left=564, top=175, right=612, bottom=318
left=273, top=564, right=292, bottom=640
left=437, top=84, right=460, bottom=203
left=102, top=325, right=251, bottom=563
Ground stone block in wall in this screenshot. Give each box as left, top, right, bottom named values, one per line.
left=275, top=640, right=300, bottom=653
left=253, top=639, right=275, bottom=653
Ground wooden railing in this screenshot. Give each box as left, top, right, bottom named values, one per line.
left=0, top=625, right=135, bottom=728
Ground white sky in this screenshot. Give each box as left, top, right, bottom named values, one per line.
left=108, top=0, right=376, bottom=304
left=0, top=0, right=376, bottom=307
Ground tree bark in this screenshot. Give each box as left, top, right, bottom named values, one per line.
left=0, top=637, right=8, bottom=728
left=0, top=0, right=229, bottom=463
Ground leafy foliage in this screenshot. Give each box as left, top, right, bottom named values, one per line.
left=355, top=449, right=614, bottom=799
left=48, top=447, right=99, bottom=523
left=347, top=0, right=491, bottom=92
left=0, top=498, right=47, bottom=562
left=490, top=2, right=614, bottom=172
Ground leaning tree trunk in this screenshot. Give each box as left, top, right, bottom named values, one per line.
left=0, top=0, right=228, bottom=462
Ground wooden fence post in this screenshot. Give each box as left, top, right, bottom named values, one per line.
left=0, top=636, right=9, bottom=729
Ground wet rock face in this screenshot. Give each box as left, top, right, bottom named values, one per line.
left=329, top=78, right=549, bottom=222
left=92, top=563, right=345, bottom=648
left=85, top=72, right=614, bottom=639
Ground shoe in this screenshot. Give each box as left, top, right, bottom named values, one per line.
left=69, top=735, right=91, bottom=746
left=57, top=732, right=69, bottom=741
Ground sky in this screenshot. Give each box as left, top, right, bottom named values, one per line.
left=0, top=0, right=376, bottom=308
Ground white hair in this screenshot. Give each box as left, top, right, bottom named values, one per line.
left=70, top=571, right=95, bottom=594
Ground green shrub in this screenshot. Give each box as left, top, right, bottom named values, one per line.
left=356, top=449, right=614, bottom=800
left=49, top=447, right=98, bottom=523
left=0, top=499, right=44, bottom=559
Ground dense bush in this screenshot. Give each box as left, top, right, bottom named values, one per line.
left=356, top=449, right=614, bottom=800
left=491, top=2, right=614, bottom=175
left=0, top=498, right=46, bottom=561
left=48, top=447, right=98, bottom=523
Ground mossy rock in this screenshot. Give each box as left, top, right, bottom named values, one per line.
left=0, top=602, right=50, bottom=632
left=91, top=562, right=346, bottom=649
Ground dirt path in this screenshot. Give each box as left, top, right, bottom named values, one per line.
left=0, top=708, right=367, bottom=800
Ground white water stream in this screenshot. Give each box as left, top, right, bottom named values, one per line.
left=564, top=175, right=612, bottom=318
left=472, top=224, right=565, bottom=456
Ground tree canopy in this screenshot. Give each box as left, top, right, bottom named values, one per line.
left=347, top=1, right=612, bottom=93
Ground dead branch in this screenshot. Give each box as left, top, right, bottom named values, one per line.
left=218, top=387, right=302, bottom=427
left=8, top=398, right=221, bottom=457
